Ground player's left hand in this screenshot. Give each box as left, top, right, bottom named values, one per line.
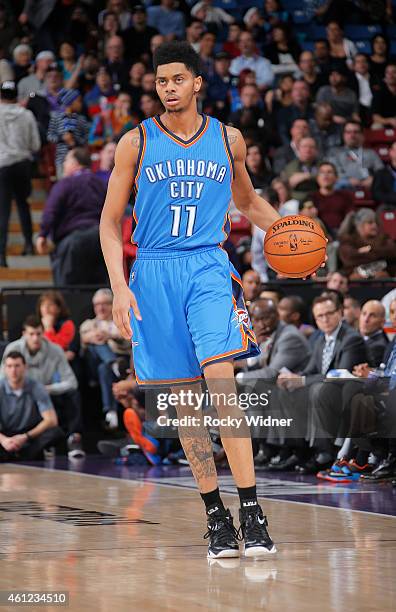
left=112, top=285, right=142, bottom=340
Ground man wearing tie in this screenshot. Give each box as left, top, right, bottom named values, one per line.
left=276, top=292, right=367, bottom=473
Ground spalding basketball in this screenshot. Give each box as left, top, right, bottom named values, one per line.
left=264, top=215, right=327, bottom=278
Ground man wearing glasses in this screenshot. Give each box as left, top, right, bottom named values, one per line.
left=276, top=292, right=367, bottom=474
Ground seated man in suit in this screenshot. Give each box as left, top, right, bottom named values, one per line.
left=237, top=298, right=311, bottom=382
left=358, top=300, right=388, bottom=368
left=276, top=292, right=367, bottom=473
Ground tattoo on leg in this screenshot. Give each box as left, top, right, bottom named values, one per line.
left=178, top=426, right=216, bottom=482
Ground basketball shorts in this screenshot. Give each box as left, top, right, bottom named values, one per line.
left=129, top=245, right=260, bottom=387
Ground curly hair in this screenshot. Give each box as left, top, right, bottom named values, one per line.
left=153, top=41, right=202, bottom=76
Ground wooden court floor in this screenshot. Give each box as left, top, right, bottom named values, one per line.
left=0, top=464, right=395, bottom=612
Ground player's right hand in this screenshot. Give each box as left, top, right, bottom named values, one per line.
left=112, top=286, right=142, bottom=340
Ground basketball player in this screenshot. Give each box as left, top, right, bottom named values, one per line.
left=100, top=41, right=281, bottom=558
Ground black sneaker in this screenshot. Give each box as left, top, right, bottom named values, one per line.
left=204, top=507, right=240, bottom=559
left=239, top=505, right=277, bottom=557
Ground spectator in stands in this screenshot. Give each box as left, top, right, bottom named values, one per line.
left=2, top=316, right=83, bottom=458
left=351, top=53, right=375, bottom=126
left=298, top=198, right=329, bottom=239
left=140, top=92, right=163, bottom=119
left=103, top=35, right=129, bottom=89
left=84, top=66, right=117, bottom=119
left=228, top=84, right=269, bottom=147
left=262, top=0, right=289, bottom=28
left=0, top=5, right=17, bottom=54
left=98, top=11, right=121, bottom=56
left=206, top=51, right=232, bottom=121
left=191, top=0, right=234, bottom=29
left=358, top=300, right=388, bottom=367
left=281, top=137, right=319, bottom=201
left=309, top=103, right=343, bottom=156
left=372, top=63, right=396, bottom=129
left=311, top=162, right=354, bottom=236
left=222, top=22, right=242, bottom=59
left=88, top=91, right=134, bottom=146
left=0, top=81, right=40, bottom=269
left=372, top=141, right=396, bottom=209
left=314, top=39, right=331, bottom=77
left=338, top=208, right=396, bottom=278
left=246, top=143, right=273, bottom=190
left=122, top=5, right=159, bottom=64
left=47, top=88, right=89, bottom=177
left=36, top=147, right=108, bottom=286
left=95, top=142, right=116, bottom=184
left=278, top=295, right=315, bottom=339
left=237, top=298, right=311, bottom=382
left=316, top=66, right=359, bottom=125
left=72, top=53, right=99, bottom=95
left=185, top=19, right=204, bottom=54
left=0, top=351, right=63, bottom=461
left=264, top=23, right=300, bottom=76
left=330, top=121, right=383, bottom=190
left=327, top=271, right=349, bottom=295
left=241, top=269, right=261, bottom=305
left=277, top=292, right=367, bottom=473
left=272, top=118, right=310, bottom=175
left=18, top=50, right=55, bottom=103
left=251, top=188, right=280, bottom=281
left=264, top=74, right=294, bottom=116
left=369, top=34, right=390, bottom=82
left=230, top=31, right=274, bottom=91
left=125, top=61, right=145, bottom=111
left=27, top=64, right=63, bottom=143
left=199, top=31, right=216, bottom=80
left=98, top=0, right=132, bottom=32
left=343, top=295, right=361, bottom=329
left=326, top=21, right=357, bottom=68
left=277, top=80, right=314, bottom=144
left=80, top=289, right=131, bottom=430
left=12, top=44, right=33, bottom=83
left=36, top=290, right=76, bottom=355
left=58, top=40, right=78, bottom=82
left=147, top=0, right=185, bottom=40
left=271, top=178, right=299, bottom=216
left=297, top=51, right=327, bottom=98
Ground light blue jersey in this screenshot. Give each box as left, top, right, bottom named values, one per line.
left=132, top=114, right=233, bottom=249
left=128, top=113, right=260, bottom=386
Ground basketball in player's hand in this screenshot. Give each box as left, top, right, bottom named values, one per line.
left=264, top=215, right=327, bottom=278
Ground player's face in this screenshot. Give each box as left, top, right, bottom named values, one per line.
left=155, top=62, right=202, bottom=113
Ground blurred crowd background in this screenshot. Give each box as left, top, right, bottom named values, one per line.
left=0, top=0, right=396, bottom=481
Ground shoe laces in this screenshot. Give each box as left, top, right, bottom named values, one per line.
left=237, top=509, right=269, bottom=541
left=204, top=512, right=239, bottom=544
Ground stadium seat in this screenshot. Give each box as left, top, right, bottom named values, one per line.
left=355, top=40, right=371, bottom=54
left=307, top=25, right=327, bottom=40
left=281, top=0, right=301, bottom=9
left=364, top=128, right=396, bottom=145
left=373, top=144, right=391, bottom=162
left=352, top=188, right=377, bottom=209
left=291, top=10, right=311, bottom=24
left=344, top=25, right=382, bottom=40
left=386, top=24, right=396, bottom=39
left=380, top=210, right=396, bottom=240
left=391, top=41, right=396, bottom=56
left=301, top=40, right=315, bottom=51
left=229, top=210, right=251, bottom=245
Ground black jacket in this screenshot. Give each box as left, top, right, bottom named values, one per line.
left=302, top=322, right=367, bottom=384
left=364, top=330, right=389, bottom=368
left=372, top=166, right=396, bottom=206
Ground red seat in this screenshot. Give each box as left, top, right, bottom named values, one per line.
left=373, top=144, right=390, bottom=163
left=379, top=210, right=396, bottom=240
left=352, top=188, right=376, bottom=209
left=364, top=128, right=396, bottom=146
left=229, top=209, right=251, bottom=245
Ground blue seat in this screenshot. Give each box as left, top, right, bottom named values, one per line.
left=213, top=0, right=239, bottom=9
left=307, top=25, right=327, bottom=40
left=391, top=41, right=396, bottom=56
left=355, top=40, right=371, bottom=55
left=386, top=24, right=396, bottom=39
left=344, top=25, right=382, bottom=40
left=292, top=10, right=311, bottom=24
left=281, top=0, right=302, bottom=8
left=301, top=40, right=315, bottom=51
